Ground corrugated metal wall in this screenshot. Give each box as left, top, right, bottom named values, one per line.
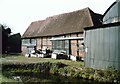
left=84, top=26, right=120, bottom=70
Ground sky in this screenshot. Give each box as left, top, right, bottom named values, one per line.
left=0, top=0, right=115, bottom=35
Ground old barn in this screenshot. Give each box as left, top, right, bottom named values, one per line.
left=21, top=7, right=102, bottom=60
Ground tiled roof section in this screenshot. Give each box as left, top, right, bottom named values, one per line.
left=22, top=20, right=45, bottom=38
left=22, top=7, right=102, bottom=38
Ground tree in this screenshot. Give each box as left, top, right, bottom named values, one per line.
left=1, top=24, right=21, bottom=54
left=8, top=33, right=21, bottom=53
left=1, top=24, right=11, bottom=54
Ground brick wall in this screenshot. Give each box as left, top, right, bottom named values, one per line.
left=22, top=33, right=84, bottom=57
left=70, top=33, right=84, bottom=57
left=36, top=37, right=52, bottom=50
left=21, top=45, right=27, bottom=55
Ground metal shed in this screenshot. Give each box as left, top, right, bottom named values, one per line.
left=84, top=0, right=120, bottom=70
left=84, top=22, right=120, bottom=70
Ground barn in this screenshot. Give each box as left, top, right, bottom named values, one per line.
left=21, top=7, right=102, bottom=60
left=84, top=0, right=120, bottom=70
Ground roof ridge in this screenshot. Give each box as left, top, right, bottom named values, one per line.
left=45, top=7, right=90, bottom=19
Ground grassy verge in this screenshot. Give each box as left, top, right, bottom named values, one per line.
left=1, top=55, right=84, bottom=83
left=2, top=62, right=120, bottom=83
left=1, top=55, right=120, bottom=83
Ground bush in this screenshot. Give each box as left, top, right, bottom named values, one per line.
left=2, top=62, right=120, bottom=83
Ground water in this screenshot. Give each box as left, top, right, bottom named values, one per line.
left=13, top=72, right=108, bottom=84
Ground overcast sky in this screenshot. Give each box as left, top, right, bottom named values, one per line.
left=0, top=0, right=115, bottom=35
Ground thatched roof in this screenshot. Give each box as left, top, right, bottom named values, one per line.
left=22, top=7, right=102, bottom=38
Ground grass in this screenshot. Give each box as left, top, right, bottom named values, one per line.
left=1, top=55, right=84, bottom=67
left=1, top=55, right=84, bottom=83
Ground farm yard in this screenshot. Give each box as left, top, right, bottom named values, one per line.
left=1, top=0, right=120, bottom=84
left=1, top=55, right=120, bottom=83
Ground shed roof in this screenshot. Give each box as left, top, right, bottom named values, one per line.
left=22, top=7, right=102, bottom=38
left=84, top=22, right=120, bottom=31
left=103, top=1, right=117, bottom=17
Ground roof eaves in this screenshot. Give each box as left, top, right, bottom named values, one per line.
left=84, top=22, right=120, bottom=31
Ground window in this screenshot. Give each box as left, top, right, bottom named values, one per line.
left=52, top=40, right=69, bottom=54
left=22, top=39, right=29, bottom=45
left=30, top=39, right=36, bottom=45
left=22, top=39, right=36, bottom=45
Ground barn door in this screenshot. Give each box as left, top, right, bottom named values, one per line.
left=27, top=46, right=35, bottom=54
left=65, top=40, right=70, bottom=55
left=71, top=40, right=78, bottom=56
left=71, top=40, right=85, bottom=57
